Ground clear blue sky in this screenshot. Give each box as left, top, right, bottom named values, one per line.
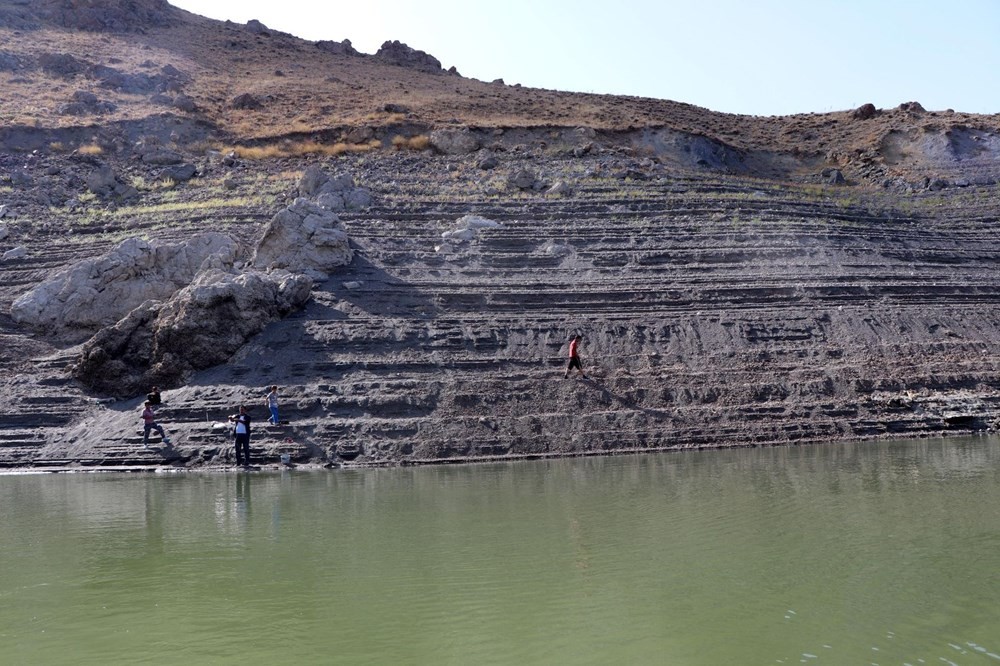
left=171, top=0, right=1000, bottom=117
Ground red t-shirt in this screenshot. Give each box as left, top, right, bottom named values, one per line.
left=569, top=338, right=580, bottom=358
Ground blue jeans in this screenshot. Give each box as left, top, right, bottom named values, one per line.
left=269, top=406, right=279, bottom=424
left=143, top=422, right=165, bottom=445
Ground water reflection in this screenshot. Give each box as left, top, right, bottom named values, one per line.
left=0, top=437, right=999, bottom=664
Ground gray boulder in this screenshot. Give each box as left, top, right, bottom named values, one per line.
left=373, top=40, right=443, bottom=73
left=252, top=198, right=353, bottom=280
left=231, top=93, right=264, bottom=110
left=3, top=246, right=27, bottom=261
left=86, top=164, right=118, bottom=194
left=160, top=164, right=197, bottom=182
left=508, top=169, right=537, bottom=190
left=429, top=128, right=480, bottom=155
left=142, top=149, right=184, bottom=165
left=10, top=169, right=33, bottom=188
left=546, top=181, right=574, bottom=197
left=298, top=166, right=372, bottom=212
left=246, top=19, right=270, bottom=35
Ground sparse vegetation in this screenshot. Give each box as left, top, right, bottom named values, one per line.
left=77, top=144, right=104, bottom=156
left=224, top=140, right=382, bottom=160
left=392, top=135, right=431, bottom=151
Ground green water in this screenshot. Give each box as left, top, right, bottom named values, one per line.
left=3, top=437, right=1000, bottom=665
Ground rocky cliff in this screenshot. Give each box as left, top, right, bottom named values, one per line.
left=2, top=1, right=1000, bottom=470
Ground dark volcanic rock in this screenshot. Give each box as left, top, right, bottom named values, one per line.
left=373, top=40, right=443, bottom=73
left=316, top=39, right=358, bottom=56
left=852, top=103, right=878, bottom=120
left=231, top=92, right=264, bottom=110
left=32, top=0, right=176, bottom=32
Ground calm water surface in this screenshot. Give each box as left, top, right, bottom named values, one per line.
left=2, top=437, right=1000, bottom=665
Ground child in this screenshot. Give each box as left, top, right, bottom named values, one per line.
left=265, top=385, right=280, bottom=424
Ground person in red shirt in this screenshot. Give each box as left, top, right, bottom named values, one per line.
left=565, top=334, right=587, bottom=379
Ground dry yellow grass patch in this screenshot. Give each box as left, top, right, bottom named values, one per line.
left=391, top=135, right=431, bottom=151
left=226, top=140, right=381, bottom=159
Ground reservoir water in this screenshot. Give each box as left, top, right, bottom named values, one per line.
left=2, top=436, right=1000, bottom=665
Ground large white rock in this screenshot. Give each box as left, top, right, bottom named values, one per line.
left=252, top=198, right=353, bottom=280
left=440, top=214, right=502, bottom=243
left=11, top=232, right=238, bottom=334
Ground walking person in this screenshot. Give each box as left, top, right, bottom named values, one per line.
left=565, top=334, right=587, bottom=379
left=141, top=400, right=170, bottom=448
left=229, top=405, right=252, bottom=467
left=265, top=385, right=280, bottom=425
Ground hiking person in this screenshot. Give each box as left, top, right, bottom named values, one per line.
left=141, top=400, right=170, bottom=448
left=265, top=385, right=280, bottom=425
left=565, top=334, right=587, bottom=379
left=146, top=386, right=161, bottom=406
left=228, top=405, right=252, bottom=466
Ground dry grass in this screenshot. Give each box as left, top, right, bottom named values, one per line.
left=77, top=144, right=104, bottom=156
left=392, top=135, right=431, bottom=151
left=226, top=140, right=382, bottom=160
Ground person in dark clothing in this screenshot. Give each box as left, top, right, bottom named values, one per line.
left=228, top=405, right=252, bottom=466
left=565, top=334, right=587, bottom=379
left=146, top=386, right=161, bottom=406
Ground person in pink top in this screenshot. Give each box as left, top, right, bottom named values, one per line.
left=141, top=400, right=170, bottom=448
left=564, top=334, right=587, bottom=379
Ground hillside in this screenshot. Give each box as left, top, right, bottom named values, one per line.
left=3, top=1, right=1000, bottom=470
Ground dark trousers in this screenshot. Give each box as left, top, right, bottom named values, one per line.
left=566, top=356, right=583, bottom=374
left=234, top=433, right=251, bottom=466
left=143, top=422, right=165, bottom=445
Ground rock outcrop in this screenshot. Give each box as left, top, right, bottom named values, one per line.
left=251, top=198, right=354, bottom=280
left=297, top=165, right=372, bottom=211
left=429, top=128, right=481, bottom=155
left=4, top=0, right=177, bottom=32
left=373, top=40, right=443, bottom=73
left=10, top=233, right=239, bottom=337
left=73, top=268, right=313, bottom=396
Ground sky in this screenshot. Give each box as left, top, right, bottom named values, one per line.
left=169, top=0, right=1000, bottom=117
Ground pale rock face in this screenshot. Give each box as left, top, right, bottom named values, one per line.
left=440, top=214, right=502, bottom=243
left=2, top=246, right=27, bottom=260
left=10, top=232, right=238, bottom=335
left=73, top=268, right=313, bottom=397
left=298, top=165, right=372, bottom=212
left=252, top=198, right=353, bottom=280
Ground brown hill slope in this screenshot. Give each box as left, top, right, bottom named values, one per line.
left=1, top=0, right=999, bottom=187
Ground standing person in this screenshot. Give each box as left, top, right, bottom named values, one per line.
left=265, top=385, right=280, bottom=425
left=141, top=400, right=170, bottom=448
left=565, top=334, right=587, bottom=379
left=229, top=405, right=252, bottom=467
